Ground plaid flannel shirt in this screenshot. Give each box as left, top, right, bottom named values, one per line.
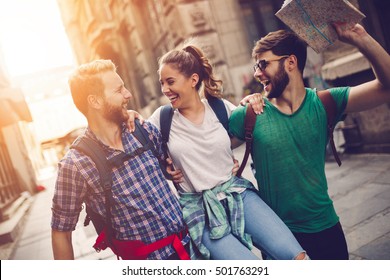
left=51, top=122, right=188, bottom=259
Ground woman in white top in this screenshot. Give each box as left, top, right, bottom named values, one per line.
left=147, top=43, right=308, bottom=260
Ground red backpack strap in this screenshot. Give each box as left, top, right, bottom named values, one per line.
left=236, top=104, right=257, bottom=177
left=94, top=228, right=190, bottom=260
left=317, top=90, right=342, bottom=166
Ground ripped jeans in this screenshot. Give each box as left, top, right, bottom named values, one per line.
left=202, top=189, right=306, bottom=260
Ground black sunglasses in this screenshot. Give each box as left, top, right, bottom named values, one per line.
left=253, top=55, right=290, bottom=72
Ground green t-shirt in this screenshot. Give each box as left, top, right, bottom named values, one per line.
left=229, top=87, right=349, bottom=233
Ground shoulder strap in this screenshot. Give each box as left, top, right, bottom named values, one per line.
left=208, top=96, right=229, bottom=131
left=108, top=120, right=156, bottom=167
left=160, top=105, right=174, bottom=159
left=71, top=136, right=114, bottom=242
left=132, top=119, right=150, bottom=146
left=131, top=117, right=170, bottom=180
left=317, top=90, right=342, bottom=166
left=159, top=105, right=181, bottom=188
left=236, top=104, right=257, bottom=177
left=71, top=137, right=111, bottom=192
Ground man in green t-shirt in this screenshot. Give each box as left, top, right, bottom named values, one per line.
left=229, top=23, right=390, bottom=260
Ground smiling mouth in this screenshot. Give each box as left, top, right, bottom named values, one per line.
left=167, top=94, right=179, bottom=103
left=261, top=80, right=270, bottom=87
left=261, top=80, right=271, bottom=91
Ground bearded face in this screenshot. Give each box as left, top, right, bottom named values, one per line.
left=102, top=98, right=129, bottom=125
left=266, top=60, right=290, bottom=99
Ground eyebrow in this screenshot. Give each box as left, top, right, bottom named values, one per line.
left=160, top=76, right=175, bottom=82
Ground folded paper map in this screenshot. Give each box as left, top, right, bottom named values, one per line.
left=276, top=0, right=365, bottom=53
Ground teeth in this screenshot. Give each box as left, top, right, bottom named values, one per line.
left=169, top=95, right=178, bottom=101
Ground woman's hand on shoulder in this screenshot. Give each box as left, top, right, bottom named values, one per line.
left=239, top=93, right=265, bottom=114
left=126, top=110, right=145, bottom=132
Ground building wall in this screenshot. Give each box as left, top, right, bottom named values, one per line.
left=321, top=0, right=390, bottom=152
left=1, top=123, right=42, bottom=194
left=57, top=0, right=389, bottom=152
left=0, top=54, right=42, bottom=198
left=57, top=0, right=254, bottom=115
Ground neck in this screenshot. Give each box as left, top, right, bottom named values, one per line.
left=178, top=97, right=205, bottom=124
left=269, top=80, right=306, bottom=114
left=88, top=115, right=124, bottom=151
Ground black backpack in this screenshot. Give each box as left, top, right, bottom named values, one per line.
left=71, top=120, right=164, bottom=243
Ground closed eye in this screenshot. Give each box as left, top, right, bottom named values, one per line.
left=166, top=78, right=174, bottom=86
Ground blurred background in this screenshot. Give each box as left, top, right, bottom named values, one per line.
left=0, top=0, right=389, bottom=257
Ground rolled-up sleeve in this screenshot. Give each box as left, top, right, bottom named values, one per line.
left=51, top=155, right=87, bottom=232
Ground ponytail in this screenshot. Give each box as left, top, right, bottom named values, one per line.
left=183, top=45, right=223, bottom=100
left=158, top=42, right=223, bottom=100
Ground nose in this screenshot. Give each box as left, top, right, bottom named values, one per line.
left=253, top=68, right=263, bottom=79
left=123, top=87, right=132, bottom=99
left=161, top=84, right=169, bottom=95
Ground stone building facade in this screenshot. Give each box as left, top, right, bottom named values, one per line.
left=57, top=0, right=390, bottom=152
left=0, top=50, right=40, bottom=242
left=56, top=0, right=287, bottom=115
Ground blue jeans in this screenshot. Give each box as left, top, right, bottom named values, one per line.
left=202, top=190, right=305, bottom=260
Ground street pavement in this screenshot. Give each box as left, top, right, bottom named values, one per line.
left=2, top=146, right=390, bottom=260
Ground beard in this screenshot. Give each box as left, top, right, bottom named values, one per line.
left=102, top=100, right=129, bottom=125
left=266, top=62, right=290, bottom=99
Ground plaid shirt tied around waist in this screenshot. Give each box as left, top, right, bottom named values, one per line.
left=179, top=176, right=256, bottom=259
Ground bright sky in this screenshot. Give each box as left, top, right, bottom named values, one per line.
left=0, top=0, right=75, bottom=77
left=0, top=0, right=85, bottom=143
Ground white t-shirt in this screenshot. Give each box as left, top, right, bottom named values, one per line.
left=148, top=99, right=236, bottom=193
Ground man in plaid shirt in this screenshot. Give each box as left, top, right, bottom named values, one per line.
left=51, top=59, right=189, bottom=260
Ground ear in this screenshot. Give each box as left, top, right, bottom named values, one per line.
left=190, top=73, right=200, bottom=88
left=87, top=94, right=103, bottom=109
left=286, top=55, right=298, bottom=72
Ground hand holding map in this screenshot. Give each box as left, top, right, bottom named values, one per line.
left=276, top=0, right=366, bottom=53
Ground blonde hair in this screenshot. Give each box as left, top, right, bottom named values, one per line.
left=68, top=59, right=117, bottom=116
left=158, top=40, right=223, bottom=100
